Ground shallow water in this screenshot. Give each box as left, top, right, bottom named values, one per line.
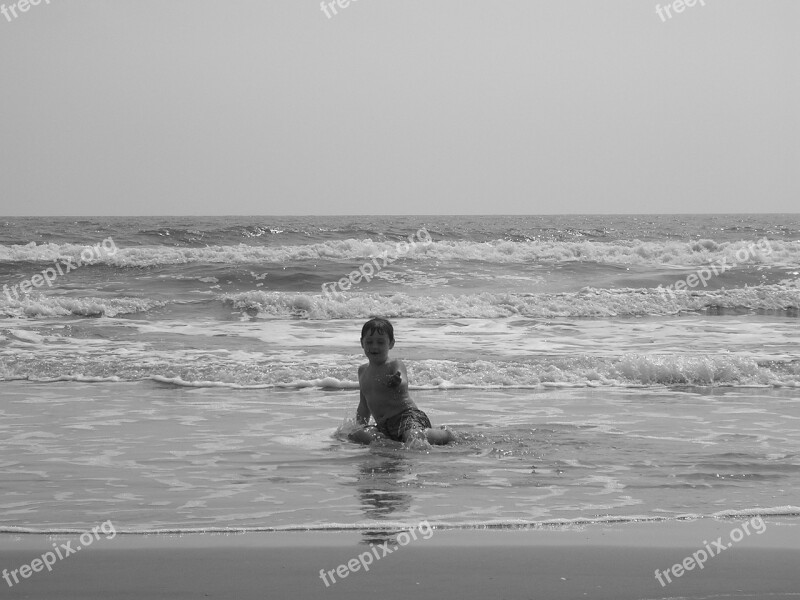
left=1, top=215, right=798, bottom=535
left=1, top=381, right=798, bottom=533
left=2, top=315, right=799, bottom=387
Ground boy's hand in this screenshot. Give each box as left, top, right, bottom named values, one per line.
left=386, top=371, right=402, bottom=388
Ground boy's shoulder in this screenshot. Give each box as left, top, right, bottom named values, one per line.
left=358, top=358, right=404, bottom=371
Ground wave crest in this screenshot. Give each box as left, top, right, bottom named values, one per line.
left=222, top=285, right=800, bottom=320
left=1, top=295, right=164, bottom=318
left=1, top=238, right=798, bottom=267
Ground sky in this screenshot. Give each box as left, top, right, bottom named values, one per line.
left=0, top=0, right=797, bottom=216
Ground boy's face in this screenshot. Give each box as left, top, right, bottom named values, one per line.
left=361, top=330, right=394, bottom=365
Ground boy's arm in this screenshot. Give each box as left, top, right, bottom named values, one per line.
left=356, top=364, right=371, bottom=426
left=387, top=359, right=408, bottom=388
left=356, top=390, right=371, bottom=426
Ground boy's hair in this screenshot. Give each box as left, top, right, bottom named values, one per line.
left=360, top=317, right=395, bottom=343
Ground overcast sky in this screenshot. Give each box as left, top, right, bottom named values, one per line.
left=0, top=0, right=797, bottom=216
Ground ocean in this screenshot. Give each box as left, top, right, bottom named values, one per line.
left=1, top=214, right=799, bottom=534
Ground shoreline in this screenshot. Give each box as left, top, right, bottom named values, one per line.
left=2, top=519, right=799, bottom=599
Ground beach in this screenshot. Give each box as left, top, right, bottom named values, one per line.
left=2, top=0, right=798, bottom=593
left=2, top=520, right=800, bottom=599
left=1, top=214, right=799, bottom=597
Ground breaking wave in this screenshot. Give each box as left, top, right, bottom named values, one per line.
left=1, top=238, right=798, bottom=267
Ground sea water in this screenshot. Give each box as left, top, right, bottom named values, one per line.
left=1, top=215, right=798, bottom=533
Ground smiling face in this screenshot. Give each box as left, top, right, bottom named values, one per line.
left=361, top=330, right=394, bottom=365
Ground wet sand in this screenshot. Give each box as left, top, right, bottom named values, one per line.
left=2, top=519, right=798, bottom=599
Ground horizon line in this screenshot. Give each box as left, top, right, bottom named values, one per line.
left=3, top=212, right=799, bottom=219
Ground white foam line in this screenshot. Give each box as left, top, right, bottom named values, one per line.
left=4, top=507, right=798, bottom=535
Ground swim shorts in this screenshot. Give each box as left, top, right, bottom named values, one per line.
left=376, top=407, right=432, bottom=442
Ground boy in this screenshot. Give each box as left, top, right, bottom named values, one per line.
left=349, top=317, right=454, bottom=446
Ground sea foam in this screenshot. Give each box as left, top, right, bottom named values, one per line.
left=1, top=238, right=798, bottom=267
